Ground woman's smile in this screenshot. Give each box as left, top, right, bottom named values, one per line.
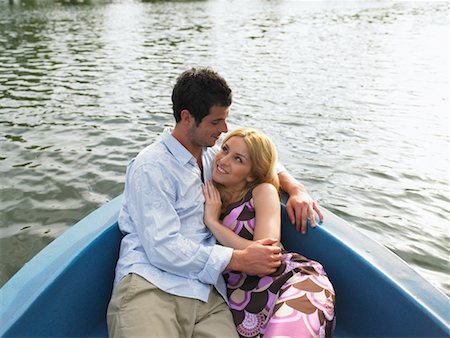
left=215, top=163, right=228, bottom=175
left=212, top=136, right=253, bottom=188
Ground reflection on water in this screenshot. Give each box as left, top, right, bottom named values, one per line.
left=0, top=0, right=448, bottom=296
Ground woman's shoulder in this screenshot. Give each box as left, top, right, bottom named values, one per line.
left=252, top=183, right=279, bottom=197
left=251, top=183, right=280, bottom=210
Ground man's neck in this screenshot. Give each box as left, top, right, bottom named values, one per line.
left=171, top=127, right=202, bottom=162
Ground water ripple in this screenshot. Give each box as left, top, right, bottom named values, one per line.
left=0, top=0, right=448, bottom=296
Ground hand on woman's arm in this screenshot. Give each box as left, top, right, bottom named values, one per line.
left=227, top=238, right=282, bottom=276
left=202, top=181, right=253, bottom=250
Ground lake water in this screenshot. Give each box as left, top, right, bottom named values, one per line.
left=0, top=0, right=448, bottom=297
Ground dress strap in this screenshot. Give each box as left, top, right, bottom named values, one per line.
left=221, top=187, right=254, bottom=218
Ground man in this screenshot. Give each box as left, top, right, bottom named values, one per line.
left=107, top=68, right=323, bottom=337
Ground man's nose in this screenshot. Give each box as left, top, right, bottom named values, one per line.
left=222, top=120, right=228, bottom=133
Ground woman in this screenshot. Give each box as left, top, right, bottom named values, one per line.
left=202, top=128, right=336, bottom=338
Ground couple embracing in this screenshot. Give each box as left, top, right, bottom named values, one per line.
left=107, top=68, right=336, bottom=338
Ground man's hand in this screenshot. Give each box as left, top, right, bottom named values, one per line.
left=286, top=190, right=323, bottom=234
left=227, top=238, right=282, bottom=276
left=278, top=171, right=324, bottom=234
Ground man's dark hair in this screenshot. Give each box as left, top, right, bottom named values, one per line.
left=171, top=68, right=232, bottom=125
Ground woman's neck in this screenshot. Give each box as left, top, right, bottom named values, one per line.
left=218, top=184, right=248, bottom=210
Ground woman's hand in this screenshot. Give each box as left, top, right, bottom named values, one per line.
left=202, top=180, right=254, bottom=250
left=202, top=181, right=222, bottom=227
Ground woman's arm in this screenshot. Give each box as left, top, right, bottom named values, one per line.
left=252, top=183, right=281, bottom=243
left=203, top=181, right=281, bottom=249
left=202, top=181, right=254, bottom=250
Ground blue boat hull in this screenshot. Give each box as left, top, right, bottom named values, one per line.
left=1, top=194, right=449, bottom=337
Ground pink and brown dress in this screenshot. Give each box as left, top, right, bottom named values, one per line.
left=221, top=190, right=336, bottom=338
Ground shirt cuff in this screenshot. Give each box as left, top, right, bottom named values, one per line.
left=197, top=245, right=233, bottom=285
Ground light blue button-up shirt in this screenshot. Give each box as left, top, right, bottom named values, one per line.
left=113, top=128, right=233, bottom=302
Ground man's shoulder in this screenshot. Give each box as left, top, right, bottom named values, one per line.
left=127, top=142, right=171, bottom=177
left=136, top=141, right=168, bottom=163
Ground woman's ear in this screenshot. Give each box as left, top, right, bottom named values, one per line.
left=246, top=175, right=255, bottom=183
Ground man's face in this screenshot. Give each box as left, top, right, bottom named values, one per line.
left=188, top=105, right=230, bottom=148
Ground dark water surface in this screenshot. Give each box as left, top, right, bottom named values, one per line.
left=0, top=0, right=449, bottom=296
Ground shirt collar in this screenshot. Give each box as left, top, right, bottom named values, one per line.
left=161, top=128, right=199, bottom=166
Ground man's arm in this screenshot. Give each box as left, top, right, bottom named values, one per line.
left=128, top=164, right=232, bottom=285
left=278, top=170, right=323, bottom=234
left=128, top=164, right=281, bottom=281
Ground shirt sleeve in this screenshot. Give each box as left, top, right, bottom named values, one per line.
left=276, top=160, right=286, bottom=173
left=127, top=164, right=232, bottom=285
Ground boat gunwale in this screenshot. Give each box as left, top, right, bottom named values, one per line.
left=0, top=195, right=123, bottom=333
left=282, top=204, right=450, bottom=333
left=0, top=193, right=448, bottom=336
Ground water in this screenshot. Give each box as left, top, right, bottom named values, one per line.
left=0, top=0, right=448, bottom=297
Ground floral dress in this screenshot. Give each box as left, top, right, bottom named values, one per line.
left=221, top=190, right=336, bottom=338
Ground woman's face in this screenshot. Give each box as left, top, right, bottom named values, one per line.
left=213, top=136, right=254, bottom=189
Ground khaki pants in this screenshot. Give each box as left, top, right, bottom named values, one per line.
left=107, top=273, right=238, bottom=338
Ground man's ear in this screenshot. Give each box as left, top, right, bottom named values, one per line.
left=180, top=109, right=194, bottom=126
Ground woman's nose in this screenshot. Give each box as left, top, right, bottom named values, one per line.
left=218, top=155, right=229, bottom=165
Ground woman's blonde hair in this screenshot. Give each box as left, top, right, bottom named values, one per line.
left=219, top=128, right=280, bottom=203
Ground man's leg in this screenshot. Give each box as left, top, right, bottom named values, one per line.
left=107, top=273, right=187, bottom=338
left=193, top=288, right=239, bottom=338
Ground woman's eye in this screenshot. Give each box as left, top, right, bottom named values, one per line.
left=235, top=156, right=242, bottom=163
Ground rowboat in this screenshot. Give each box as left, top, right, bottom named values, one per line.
left=1, top=194, right=449, bottom=337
